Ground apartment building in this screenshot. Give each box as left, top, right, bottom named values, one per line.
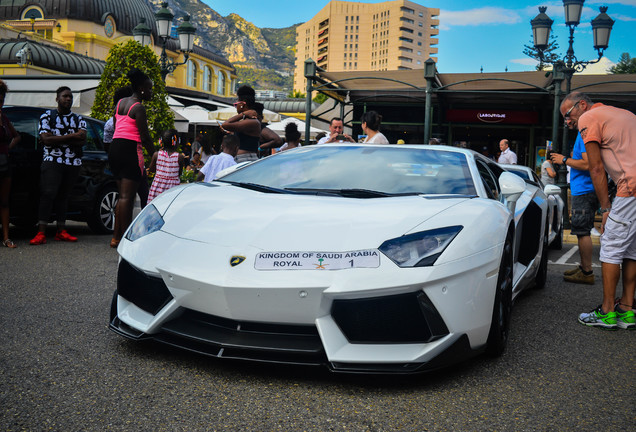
left=293, top=0, right=439, bottom=92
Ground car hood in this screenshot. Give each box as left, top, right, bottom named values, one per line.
left=159, top=183, right=469, bottom=251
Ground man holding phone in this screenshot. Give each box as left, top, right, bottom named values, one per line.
left=317, top=118, right=356, bottom=144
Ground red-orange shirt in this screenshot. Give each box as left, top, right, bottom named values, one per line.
left=579, top=103, right=636, bottom=197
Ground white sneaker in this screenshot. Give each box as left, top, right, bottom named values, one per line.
left=591, top=228, right=601, bottom=237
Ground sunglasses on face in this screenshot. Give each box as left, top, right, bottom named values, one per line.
left=563, top=101, right=580, bottom=119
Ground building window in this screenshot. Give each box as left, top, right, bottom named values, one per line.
left=187, top=60, right=197, bottom=88
left=203, top=67, right=212, bottom=92
left=217, top=71, right=226, bottom=95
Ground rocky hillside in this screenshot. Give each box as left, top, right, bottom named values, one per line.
left=147, top=0, right=298, bottom=90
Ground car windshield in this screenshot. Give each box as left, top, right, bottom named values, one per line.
left=219, top=145, right=477, bottom=196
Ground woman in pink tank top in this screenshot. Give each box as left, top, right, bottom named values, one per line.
left=108, top=68, right=156, bottom=248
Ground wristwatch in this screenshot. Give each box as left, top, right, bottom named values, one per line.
left=600, top=207, right=611, bottom=214
left=562, top=156, right=568, bottom=164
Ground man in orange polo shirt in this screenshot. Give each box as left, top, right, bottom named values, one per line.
left=560, top=91, right=636, bottom=330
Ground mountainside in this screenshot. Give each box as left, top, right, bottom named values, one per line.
left=147, top=0, right=298, bottom=91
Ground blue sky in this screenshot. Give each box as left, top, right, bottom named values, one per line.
left=203, top=0, right=636, bottom=73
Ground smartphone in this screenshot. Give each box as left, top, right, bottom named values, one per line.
left=336, top=134, right=346, bottom=140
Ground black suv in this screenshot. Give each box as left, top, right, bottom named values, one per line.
left=4, top=106, right=117, bottom=234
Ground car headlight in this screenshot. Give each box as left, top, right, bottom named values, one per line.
left=125, top=204, right=165, bottom=242
left=379, top=226, right=463, bottom=267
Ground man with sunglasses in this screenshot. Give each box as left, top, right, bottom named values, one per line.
left=560, top=92, right=636, bottom=330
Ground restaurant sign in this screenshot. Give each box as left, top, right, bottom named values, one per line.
left=446, top=109, right=538, bottom=125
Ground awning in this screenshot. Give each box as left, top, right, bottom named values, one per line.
left=3, top=75, right=101, bottom=115
left=266, top=117, right=329, bottom=140
left=172, top=105, right=219, bottom=126
left=169, top=94, right=232, bottom=110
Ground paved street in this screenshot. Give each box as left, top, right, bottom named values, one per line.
left=1, top=223, right=633, bottom=431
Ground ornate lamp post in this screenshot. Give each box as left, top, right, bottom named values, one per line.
left=133, top=2, right=197, bottom=82
left=530, top=1, right=614, bottom=226
left=132, top=17, right=152, bottom=47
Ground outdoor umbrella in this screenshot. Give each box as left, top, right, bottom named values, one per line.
left=208, top=106, right=281, bottom=123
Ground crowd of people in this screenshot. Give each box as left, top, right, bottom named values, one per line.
left=1, top=75, right=634, bottom=330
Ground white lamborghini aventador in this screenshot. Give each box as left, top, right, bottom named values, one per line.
left=110, top=144, right=560, bottom=373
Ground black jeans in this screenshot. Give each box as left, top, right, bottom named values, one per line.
left=38, top=161, right=80, bottom=226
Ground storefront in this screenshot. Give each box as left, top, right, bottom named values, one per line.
left=305, top=64, right=636, bottom=171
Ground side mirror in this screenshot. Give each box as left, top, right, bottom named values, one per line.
left=499, top=171, right=526, bottom=203
left=544, top=184, right=561, bottom=196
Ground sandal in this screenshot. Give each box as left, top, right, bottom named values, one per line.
left=2, top=239, right=17, bottom=248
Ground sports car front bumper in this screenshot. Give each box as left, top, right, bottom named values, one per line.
left=110, top=231, right=502, bottom=373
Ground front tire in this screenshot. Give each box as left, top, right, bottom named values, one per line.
left=87, top=185, right=118, bottom=234
left=550, top=222, right=563, bottom=250
left=486, top=227, right=514, bottom=357
left=535, top=225, right=549, bottom=290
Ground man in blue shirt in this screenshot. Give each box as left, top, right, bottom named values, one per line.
left=551, top=133, right=598, bottom=284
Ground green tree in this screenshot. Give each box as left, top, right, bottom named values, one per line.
left=91, top=40, right=173, bottom=146
left=609, top=53, right=636, bottom=74
left=288, top=90, right=305, bottom=98
left=523, top=34, right=560, bottom=71
left=312, top=93, right=328, bottom=104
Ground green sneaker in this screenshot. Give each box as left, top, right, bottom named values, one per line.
left=615, top=306, right=635, bottom=330
left=578, top=305, right=617, bottom=330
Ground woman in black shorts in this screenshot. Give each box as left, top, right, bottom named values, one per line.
left=109, top=69, right=155, bottom=247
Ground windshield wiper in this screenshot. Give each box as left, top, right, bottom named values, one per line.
left=221, top=181, right=288, bottom=194
left=285, top=188, right=416, bottom=198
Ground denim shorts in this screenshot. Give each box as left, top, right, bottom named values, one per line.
left=570, top=192, right=599, bottom=237
left=600, top=196, right=636, bottom=264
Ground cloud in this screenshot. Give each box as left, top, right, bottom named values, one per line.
left=612, top=13, right=636, bottom=21
left=588, top=0, right=636, bottom=6
left=577, top=57, right=617, bottom=74
left=439, top=7, right=522, bottom=28
left=510, top=58, right=539, bottom=66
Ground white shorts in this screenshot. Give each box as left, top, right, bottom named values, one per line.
left=600, top=196, right=636, bottom=264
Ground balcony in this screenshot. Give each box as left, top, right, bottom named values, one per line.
left=318, top=37, right=328, bottom=46
left=400, top=26, right=414, bottom=34
left=319, top=19, right=329, bottom=29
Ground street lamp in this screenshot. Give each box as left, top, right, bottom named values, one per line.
left=530, top=1, right=614, bottom=227
left=132, top=17, right=152, bottom=47
left=155, top=2, right=196, bottom=82
left=134, top=2, right=197, bottom=82
left=531, top=2, right=614, bottom=93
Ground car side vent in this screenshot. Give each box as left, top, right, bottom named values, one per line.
left=331, top=291, right=449, bottom=344
left=117, top=259, right=173, bottom=315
